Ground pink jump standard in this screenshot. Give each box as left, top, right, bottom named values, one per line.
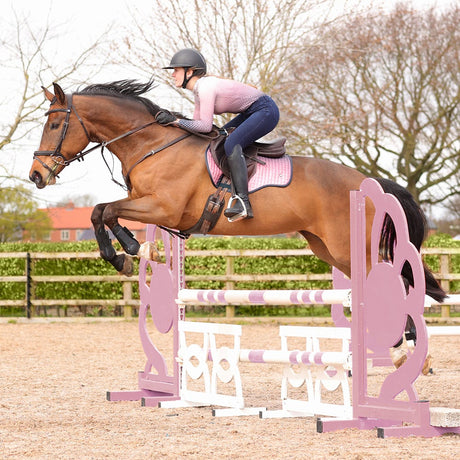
left=318, top=178, right=460, bottom=438
left=107, top=225, right=185, bottom=406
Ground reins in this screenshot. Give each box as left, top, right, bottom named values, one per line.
left=123, top=132, right=191, bottom=191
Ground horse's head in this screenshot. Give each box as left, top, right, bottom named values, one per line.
left=29, top=83, right=92, bottom=189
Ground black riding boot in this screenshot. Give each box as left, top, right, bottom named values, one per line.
left=224, top=145, right=253, bottom=221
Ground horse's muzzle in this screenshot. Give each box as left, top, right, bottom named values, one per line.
left=29, top=170, right=46, bottom=189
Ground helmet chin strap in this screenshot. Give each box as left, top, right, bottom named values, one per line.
left=182, top=68, right=193, bottom=89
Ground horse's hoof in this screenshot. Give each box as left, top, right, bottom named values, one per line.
left=119, top=255, right=134, bottom=277
left=390, top=346, right=407, bottom=369
left=138, top=242, right=161, bottom=262
left=422, top=354, right=433, bottom=375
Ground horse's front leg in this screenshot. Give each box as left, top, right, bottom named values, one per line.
left=97, top=198, right=141, bottom=256
left=100, top=196, right=167, bottom=267
left=91, top=203, right=132, bottom=275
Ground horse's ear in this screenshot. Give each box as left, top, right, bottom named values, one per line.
left=52, top=82, right=66, bottom=105
left=42, top=86, right=55, bottom=103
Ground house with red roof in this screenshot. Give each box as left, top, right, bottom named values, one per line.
left=40, top=203, right=147, bottom=242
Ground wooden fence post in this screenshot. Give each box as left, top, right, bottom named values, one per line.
left=25, top=253, right=32, bottom=319
left=225, top=256, right=235, bottom=318
left=439, top=254, right=451, bottom=318
left=123, top=281, right=133, bottom=319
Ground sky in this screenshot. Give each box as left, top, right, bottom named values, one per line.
left=1, top=0, right=455, bottom=212
left=1, top=0, right=144, bottom=207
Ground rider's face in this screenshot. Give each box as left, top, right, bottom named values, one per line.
left=172, top=68, right=193, bottom=88
left=172, top=68, right=184, bottom=87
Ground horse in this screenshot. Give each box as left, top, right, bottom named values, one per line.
left=29, top=80, right=446, bottom=310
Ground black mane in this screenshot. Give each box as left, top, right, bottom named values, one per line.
left=76, top=79, right=162, bottom=117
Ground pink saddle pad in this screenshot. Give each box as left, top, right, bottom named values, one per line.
left=206, top=149, right=292, bottom=193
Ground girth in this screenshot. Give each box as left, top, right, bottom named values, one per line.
left=180, top=176, right=231, bottom=236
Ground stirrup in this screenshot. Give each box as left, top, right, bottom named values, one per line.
left=225, top=195, right=248, bottom=222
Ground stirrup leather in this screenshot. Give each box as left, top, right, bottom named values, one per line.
left=225, top=195, right=248, bottom=222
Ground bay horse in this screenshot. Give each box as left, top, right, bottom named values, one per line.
left=29, top=80, right=445, bottom=309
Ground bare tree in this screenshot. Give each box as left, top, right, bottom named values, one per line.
left=0, top=10, right=105, bottom=157
left=0, top=9, right=109, bottom=226
left=283, top=2, right=460, bottom=206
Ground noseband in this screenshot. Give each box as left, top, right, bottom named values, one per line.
left=33, top=94, right=93, bottom=180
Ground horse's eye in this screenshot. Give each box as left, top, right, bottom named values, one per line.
left=50, top=123, right=60, bottom=130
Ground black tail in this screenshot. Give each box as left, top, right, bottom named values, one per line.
left=375, top=177, right=447, bottom=303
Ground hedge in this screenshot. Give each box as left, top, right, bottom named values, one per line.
left=0, top=234, right=457, bottom=316
left=0, top=237, right=327, bottom=316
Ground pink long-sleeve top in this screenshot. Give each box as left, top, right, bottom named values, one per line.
left=178, top=76, right=264, bottom=133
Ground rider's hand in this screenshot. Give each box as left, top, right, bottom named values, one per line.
left=155, top=110, right=177, bottom=125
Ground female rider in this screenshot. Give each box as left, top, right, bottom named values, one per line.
left=158, top=48, right=280, bottom=221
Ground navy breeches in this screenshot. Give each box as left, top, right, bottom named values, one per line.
left=223, top=95, right=280, bottom=156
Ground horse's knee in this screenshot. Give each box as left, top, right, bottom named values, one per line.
left=91, top=203, right=106, bottom=226
left=101, top=204, right=118, bottom=228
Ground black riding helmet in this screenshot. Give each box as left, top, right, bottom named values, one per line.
left=163, top=48, right=207, bottom=88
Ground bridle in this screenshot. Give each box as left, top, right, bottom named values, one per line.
left=33, top=93, right=164, bottom=184
left=33, top=94, right=95, bottom=181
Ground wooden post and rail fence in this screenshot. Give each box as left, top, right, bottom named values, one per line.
left=0, top=248, right=459, bottom=319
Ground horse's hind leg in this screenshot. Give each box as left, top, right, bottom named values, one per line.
left=299, top=231, right=351, bottom=276
left=91, top=203, right=133, bottom=275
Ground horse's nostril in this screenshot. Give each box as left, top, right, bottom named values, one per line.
left=30, top=171, right=43, bottom=187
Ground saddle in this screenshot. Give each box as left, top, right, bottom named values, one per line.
left=179, top=126, right=287, bottom=236
left=178, top=124, right=287, bottom=179
left=209, top=129, right=287, bottom=181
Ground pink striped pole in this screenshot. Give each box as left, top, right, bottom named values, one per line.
left=238, top=349, right=350, bottom=366
left=178, top=288, right=351, bottom=306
